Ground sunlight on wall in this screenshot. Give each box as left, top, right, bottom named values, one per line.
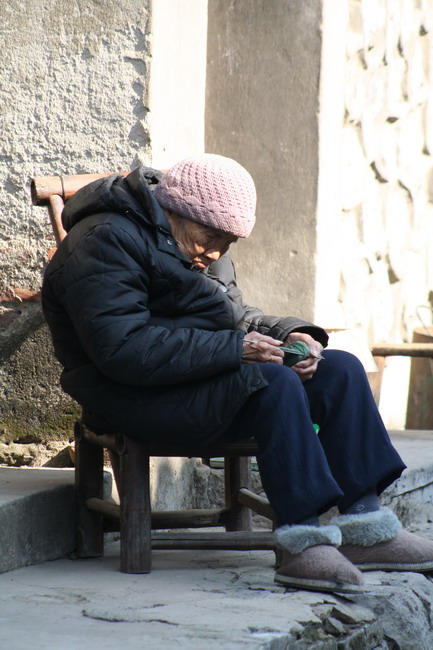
left=149, top=0, right=208, bottom=169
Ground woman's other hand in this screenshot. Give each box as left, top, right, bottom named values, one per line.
left=242, top=332, right=284, bottom=364
left=285, top=332, right=324, bottom=382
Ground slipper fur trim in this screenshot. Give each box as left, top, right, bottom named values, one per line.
left=274, top=524, right=342, bottom=555
left=331, top=507, right=401, bottom=547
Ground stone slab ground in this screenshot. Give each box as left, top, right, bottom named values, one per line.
left=1, top=540, right=433, bottom=649
left=1, top=430, right=433, bottom=648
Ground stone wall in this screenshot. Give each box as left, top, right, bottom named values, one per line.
left=316, top=0, right=433, bottom=426
left=316, top=0, right=433, bottom=342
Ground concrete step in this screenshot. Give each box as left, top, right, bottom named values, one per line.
left=0, top=467, right=75, bottom=574
left=381, top=430, right=433, bottom=531
left=1, top=430, right=433, bottom=574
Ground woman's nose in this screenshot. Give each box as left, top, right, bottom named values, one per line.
left=204, top=249, right=222, bottom=261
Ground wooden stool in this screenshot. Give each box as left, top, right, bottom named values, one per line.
left=75, top=420, right=276, bottom=573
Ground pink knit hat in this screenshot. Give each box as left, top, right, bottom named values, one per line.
left=153, top=153, right=256, bottom=238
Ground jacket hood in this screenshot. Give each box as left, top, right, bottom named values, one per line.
left=62, top=167, right=164, bottom=233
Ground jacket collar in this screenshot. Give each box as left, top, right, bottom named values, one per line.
left=126, top=168, right=193, bottom=267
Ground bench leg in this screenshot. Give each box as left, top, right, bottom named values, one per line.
left=224, top=456, right=252, bottom=531
left=75, top=421, right=104, bottom=557
left=119, top=437, right=152, bottom=573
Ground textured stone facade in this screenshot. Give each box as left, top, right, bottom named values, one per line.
left=317, top=0, right=433, bottom=343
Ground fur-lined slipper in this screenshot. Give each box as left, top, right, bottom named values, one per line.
left=333, top=507, right=433, bottom=572
left=274, top=544, right=364, bottom=593
left=331, top=507, right=401, bottom=546
left=340, top=530, right=433, bottom=572
left=273, top=524, right=364, bottom=593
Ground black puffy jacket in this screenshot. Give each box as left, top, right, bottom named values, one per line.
left=41, top=167, right=328, bottom=444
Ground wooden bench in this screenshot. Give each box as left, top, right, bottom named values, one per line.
left=32, top=171, right=433, bottom=573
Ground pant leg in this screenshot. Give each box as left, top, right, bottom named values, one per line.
left=303, top=349, right=406, bottom=512
left=220, top=363, right=344, bottom=525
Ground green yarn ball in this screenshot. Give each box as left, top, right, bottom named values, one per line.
left=280, top=340, right=311, bottom=367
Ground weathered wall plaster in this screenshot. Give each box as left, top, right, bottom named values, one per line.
left=0, top=0, right=152, bottom=449
left=0, top=0, right=152, bottom=298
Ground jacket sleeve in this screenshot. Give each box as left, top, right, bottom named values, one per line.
left=209, top=254, right=329, bottom=347
left=59, top=226, right=245, bottom=387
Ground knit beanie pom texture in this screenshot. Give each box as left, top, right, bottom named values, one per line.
left=153, top=153, right=256, bottom=238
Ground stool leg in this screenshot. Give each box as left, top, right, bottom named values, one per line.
left=119, top=437, right=151, bottom=573
left=224, top=456, right=252, bottom=531
left=75, top=422, right=104, bottom=557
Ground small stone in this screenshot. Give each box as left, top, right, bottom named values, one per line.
left=323, top=615, right=346, bottom=635
left=331, top=602, right=377, bottom=625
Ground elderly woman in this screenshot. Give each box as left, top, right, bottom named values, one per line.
left=42, top=154, right=433, bottom=593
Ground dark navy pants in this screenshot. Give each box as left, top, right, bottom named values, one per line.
left=220, top=350, right=406, bottom=526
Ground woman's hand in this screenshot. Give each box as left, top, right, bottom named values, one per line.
left=242, top=331, right=284, bottom=364
left=285, top=332, right=324, bottom=382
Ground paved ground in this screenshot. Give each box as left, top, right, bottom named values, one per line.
left=4, top=534, right=433, bottom=650
left=2, top=430, right=433, bottom=649
left=0, top=539, right=394, bottom=649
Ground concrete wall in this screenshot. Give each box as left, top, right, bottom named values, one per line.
left=0, top=0, right=207, bottom=476
left=0, top=0, right=213, bottom=511
left=0, top=0, right=152, bottom=298
left=206, top=0, right=322, bottom=321
left=149, top=0, right=208, bottom=168
left=206, top=0, right=433, bottom=339
left=0, top=0, right=152, bottom=449
left=206, top=0, right=433, bottom=427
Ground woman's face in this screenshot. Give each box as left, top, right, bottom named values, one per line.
left=167, top=214, right=238, bottom=269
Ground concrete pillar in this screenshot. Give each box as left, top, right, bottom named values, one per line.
left=206, top=0, right=323, bottom=320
